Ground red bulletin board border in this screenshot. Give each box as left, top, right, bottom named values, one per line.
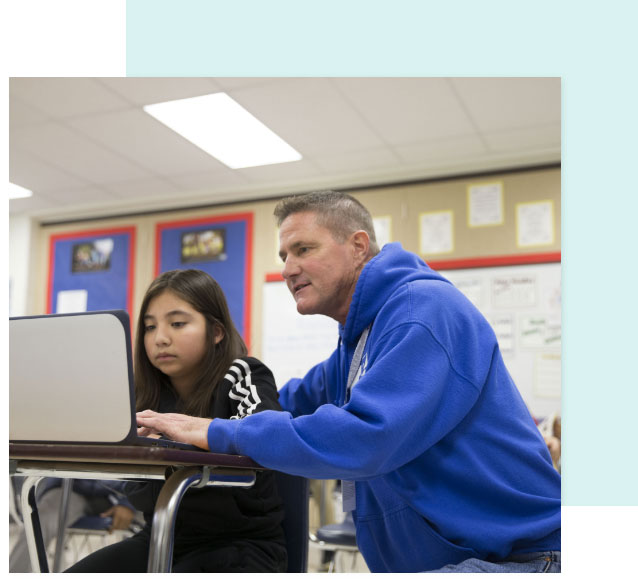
left=426, top=251, right=561, bottom=271
left=153, top=212, right=254, bottom=349
left=46, top=226, right=137, bottom=316
left=264, top=251, right=561, bottom=283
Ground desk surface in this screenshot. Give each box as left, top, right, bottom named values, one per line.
left=9, top=442, right=263, bottom=470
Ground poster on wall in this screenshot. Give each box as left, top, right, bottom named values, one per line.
left=47, top=227, right=136, bottom=315
left=516, top=200, right=555, bottom=248
left=419, top=210, right=454, bottom=255
left=467, top=181, right=504, bottom=227
left=155, top=213, right=252, bottom=347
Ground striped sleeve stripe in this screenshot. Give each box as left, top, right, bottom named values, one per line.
left=227, top=359, right=262, bottom=418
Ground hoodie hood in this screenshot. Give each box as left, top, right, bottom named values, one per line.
left=342, top=242, right=450, bottom=342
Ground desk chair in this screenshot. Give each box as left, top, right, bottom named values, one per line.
left=9, top=478, right=138, bottom=572
left=57, top=514, right=140, bottom=571
left=45, top=480, right=140, bottom=572
left=312, top=511, right=359, bottom=572
left=274, top=471, right=310, bottom=573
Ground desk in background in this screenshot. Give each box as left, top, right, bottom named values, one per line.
left=9, top=443, right=263, bottom=572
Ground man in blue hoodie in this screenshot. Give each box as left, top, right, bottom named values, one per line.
left=138, top=190, right=561, bottom=573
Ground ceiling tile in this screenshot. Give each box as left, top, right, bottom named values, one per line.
left=214, top=78, right=280, bottom=91
left=231, top=78, right=386, bottom=155
left=237, top=158, right=323, bottom=183
left=9, top=99, right=50, bottom=129
left=10, top=152, right=89, bottom=193
left=68, top=109, right=229, bottom=176
left=11, top=122, right=151, bottom=183
left=9, top=190, right=58, bottom=215
left=10, top=78, right=130, bottom=119
left=313, top=147, right=400, bottom=174
left=333, top=78, right=477, bottom=144
left=168, top=169, right=250, bottom=192
left=105, top=177, right=180, bottom=199
left=483, top=123, right=561, bottom=152
left=98, top=77, right=223, bottom=106
left=450, top=77, right=561, bottom=132
left=40, top=186, right=117, bottom=205
left=393, top=134, right=487, bottom=165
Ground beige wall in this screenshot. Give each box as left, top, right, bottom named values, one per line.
left=32, top=166, right=560, bottom=358
left=348, top=167, right=561, bottom=260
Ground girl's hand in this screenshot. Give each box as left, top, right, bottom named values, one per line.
left=137, top=409, right=212, bottom=450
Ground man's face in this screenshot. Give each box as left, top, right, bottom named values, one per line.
left=278, top=211, right=360, bottom=325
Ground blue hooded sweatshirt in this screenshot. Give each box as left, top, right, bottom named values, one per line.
left=208, top=243, right=561, bottom=572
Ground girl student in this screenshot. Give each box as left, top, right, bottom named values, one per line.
left=66, top=269, right=287, bottom=573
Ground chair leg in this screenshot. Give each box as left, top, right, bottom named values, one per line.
left=52, top=479, right=73, bottom=572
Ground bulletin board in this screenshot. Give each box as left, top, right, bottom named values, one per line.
left=46, top=227, right=136, bottom=315
left=154, top=213, right=253, bottom=347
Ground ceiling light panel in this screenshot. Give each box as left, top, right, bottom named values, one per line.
left=9, top=183, right=33, bottom=199
left=144, top=93, right=302, bottom=169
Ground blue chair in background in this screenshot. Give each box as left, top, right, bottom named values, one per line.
left=312, top=511, right=360, bottom=572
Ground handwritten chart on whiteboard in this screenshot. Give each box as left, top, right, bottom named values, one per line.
left=262, top=281, right=339, bottom=389
left=439, top=262, right=561, bottom=419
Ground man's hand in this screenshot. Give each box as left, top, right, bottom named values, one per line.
left=100, top=505, right=134, bottom=533
left=137, top=410, right=212, bottom=450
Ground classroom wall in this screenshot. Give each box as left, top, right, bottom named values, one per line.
left=352, top=167, right=561, bottom=260
left=9, top=214, right=38, bottom=317
left=29, top=166, right=560, bottom=364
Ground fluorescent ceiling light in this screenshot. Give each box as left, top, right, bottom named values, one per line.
left=144, top=93, right=302, bottom=169
left=9, top=183, right=33, bottom=200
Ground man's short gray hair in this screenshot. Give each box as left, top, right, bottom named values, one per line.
left=274, top=190, right=380, bottom=256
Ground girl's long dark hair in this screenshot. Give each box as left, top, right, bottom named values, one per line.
left=134, top=269, right=247, bottom=417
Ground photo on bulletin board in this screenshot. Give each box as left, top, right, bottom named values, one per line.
left=155, top=213, right=253, bottom=347
left=47, top=227, right=136, bottom=315
left=71, top=238, right=114, bottom=273
left=180, top=228, right=227, bottom=263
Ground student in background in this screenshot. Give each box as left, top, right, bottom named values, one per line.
left=138, top=192, right=561, bottom=573
left=10, top=478, right=138, bottom=572
left=66, top=269, right=286, bottom=573
left=538, top=413, right=562, bottom=473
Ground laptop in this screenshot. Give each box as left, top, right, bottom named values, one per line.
left=9, top=310, right=201, bottom=451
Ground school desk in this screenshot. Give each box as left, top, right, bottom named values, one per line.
left=9, top=442, right=262, bottom=572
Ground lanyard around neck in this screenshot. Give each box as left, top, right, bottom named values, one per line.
left=345, top=324, right=371, bottom=403
left=342, top=324, right=371, bottom=512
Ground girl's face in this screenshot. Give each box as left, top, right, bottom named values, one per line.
left=143, top=290, right=222, bottom=394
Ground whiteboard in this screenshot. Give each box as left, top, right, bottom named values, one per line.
left=262, top=281, right=339, bottom=389
left=262, top=261, right=561, bottom=419
left=440, top=262, right=561, bottom=419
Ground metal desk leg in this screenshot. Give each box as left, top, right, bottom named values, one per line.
left=147, top=466, right=209, bottom=573
left=20, top=475, right=48, bottom=573
left=52, top=478, right=73, bottom=572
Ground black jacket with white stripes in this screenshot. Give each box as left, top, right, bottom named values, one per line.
left=126, top=357, right=286, bottom=546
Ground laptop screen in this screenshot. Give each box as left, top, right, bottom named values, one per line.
left=9, top=311, right=136, bottom=444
